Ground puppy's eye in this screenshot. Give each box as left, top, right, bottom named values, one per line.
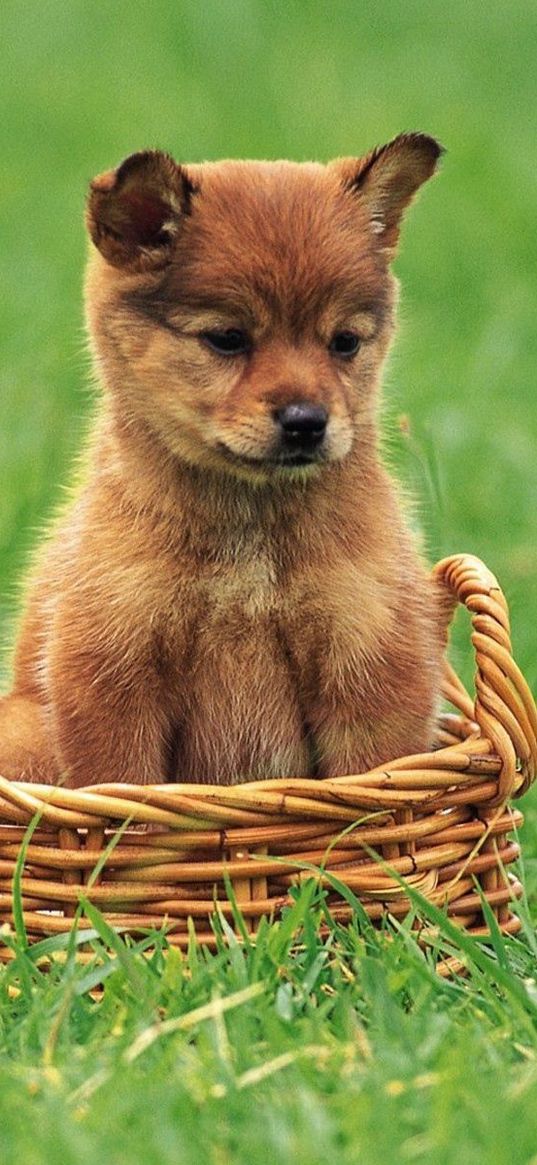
left=329, top=331, right=361, bottom=358
left=201, top=329, right=250, bottom=356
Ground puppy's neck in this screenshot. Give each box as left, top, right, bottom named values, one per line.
left=96, top=404, right=383, bottom=561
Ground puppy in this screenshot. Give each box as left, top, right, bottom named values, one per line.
left=0, top=132, right=449, bottom=787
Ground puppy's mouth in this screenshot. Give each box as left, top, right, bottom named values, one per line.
left=216, top=443, right=324, bottom=472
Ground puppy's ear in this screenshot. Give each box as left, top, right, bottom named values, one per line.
left=86, top=150, right=195, bottom=270
left=332, top=132, right=444, bottom=256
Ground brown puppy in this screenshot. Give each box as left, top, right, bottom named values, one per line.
left=0, top=133, right=449, bottom=787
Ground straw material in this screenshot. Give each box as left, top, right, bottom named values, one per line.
left=0, top=553, right=535, bottom=960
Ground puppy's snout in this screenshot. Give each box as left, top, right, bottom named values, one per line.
left=275, top=402, right=328, bottom=450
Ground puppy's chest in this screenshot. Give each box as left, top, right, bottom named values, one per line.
left=161, top=547, right=386, bottom=683
left=203, top=549, right=278, bottom=619
left=156, top=547, right=281, bottom=673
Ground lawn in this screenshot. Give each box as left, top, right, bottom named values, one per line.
left=1, top=1, right=537, bottom=1162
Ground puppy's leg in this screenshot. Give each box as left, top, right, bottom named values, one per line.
left=0, top=694, right=60, bottom=782
left=312, top=703, right=434, bottom=777
left=47, top=640, right=170, bottom=788
left=310, top=633, right=443, bottom=776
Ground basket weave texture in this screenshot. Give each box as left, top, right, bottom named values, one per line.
left=0, top=554, right=535, bottom=956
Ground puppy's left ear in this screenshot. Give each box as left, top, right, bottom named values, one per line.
left=332, top=132, right=444, bottom=257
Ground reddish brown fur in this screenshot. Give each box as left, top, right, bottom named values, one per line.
left=0, top=133, right=451, bottom=787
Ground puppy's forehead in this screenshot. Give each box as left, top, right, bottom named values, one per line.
left=169, top=160, right=387, bottom=324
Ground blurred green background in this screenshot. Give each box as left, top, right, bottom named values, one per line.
left=1, top=3, right=536, bottom=740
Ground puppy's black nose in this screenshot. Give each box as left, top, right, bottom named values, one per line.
left=275, top=403, right=328, bottom=447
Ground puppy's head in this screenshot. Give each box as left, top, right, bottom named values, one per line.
left=85, top=134, right=442, bottom=482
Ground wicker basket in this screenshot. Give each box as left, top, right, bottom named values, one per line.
left=0, top=553, right=535, bottom=962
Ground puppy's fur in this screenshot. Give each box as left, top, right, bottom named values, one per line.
left=0, top=133, right=450, bottom=787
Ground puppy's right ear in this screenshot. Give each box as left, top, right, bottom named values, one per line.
left=86, top=150, right=195, bottom=270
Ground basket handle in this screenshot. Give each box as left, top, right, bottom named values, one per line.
left=433, top=554, right=537, bottom=802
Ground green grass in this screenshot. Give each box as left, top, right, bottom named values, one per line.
left=2, top=877, right=537, bottom=1165
left=1, top=1, right=537, bottom=1161
left=3, top=880, right=535, bottom=1165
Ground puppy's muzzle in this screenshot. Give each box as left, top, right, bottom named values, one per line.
left=274, top=402, right=328, bottom=457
